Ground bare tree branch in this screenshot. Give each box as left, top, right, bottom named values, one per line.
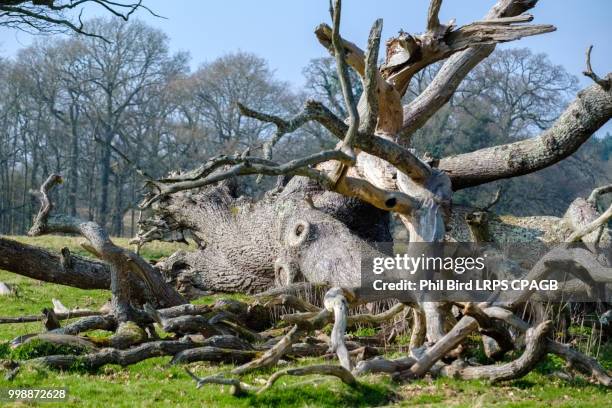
left=362, top=18, right=383, bottom=135
left=140, top=149, right=354, bottom=208
left=29, top=174, right=185, bottom=320
left=438, top=80, right=612, bottom=190
left=587, top=183, right=612, bottom=205
left=583, top=45, right=611, bottom=90
left=399, top=0, right=546, bottom=139
left=0, top=0, right=158, bottom=40
left=426, top=0, right=443, bottom=31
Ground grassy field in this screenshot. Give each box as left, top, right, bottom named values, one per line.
left=0, top=236, right=610, bottom=407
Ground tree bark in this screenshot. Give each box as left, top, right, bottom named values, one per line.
left=438, top=81, right=612, bottom=190
left=0, top=236, right=110, bottom=289
left=153, top=178, right=392, bottom=296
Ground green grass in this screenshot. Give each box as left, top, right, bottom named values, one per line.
left=0, top=235, right=611, bottom=407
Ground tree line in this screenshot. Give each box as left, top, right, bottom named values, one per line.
left=1, top=17, right=610, bottom=236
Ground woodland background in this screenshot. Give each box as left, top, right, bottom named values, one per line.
left=1, top=18, right=611, bottom=237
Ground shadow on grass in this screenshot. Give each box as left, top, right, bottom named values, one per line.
left=242, top=381, right=392, bottom=408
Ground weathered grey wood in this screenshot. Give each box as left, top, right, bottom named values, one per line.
left=439, top=321, right=552, bottom=382
left=439, top=81, right=612, bottom=190
left=0, top=237, right=110, bottom=290
left=33, top=340, right=196, bottom=370
left=171, top=347, right=257, bottom=365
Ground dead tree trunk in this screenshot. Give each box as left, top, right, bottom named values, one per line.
left=1, top=0, right=612, bottom=392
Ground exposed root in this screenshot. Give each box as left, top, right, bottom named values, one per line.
left=184, top=369, right=259, bottom=396
left=0, top=310, right=102, bottom=325
left=185, top=364, right=356, bottom=396
left=280, top=301, right=405, bottom=328
left=353, top=356, right=416, bottom=376
left=548, top=341, right=612, bottom=387
left=462, top=302, right=514, bottom=360
left=51, top=315, right=117, bottom=336
left=32, top=339, right=197, bottom=370
left=410, top=306, right=427, bottom=349
left=324, top=287, right=352, bottom=370
left=262, top=294, right=321, bottom=313
left=231, top=325, right=302, bottom=375
left=403, top=315, right=479, bottom=379
left=438, top=320, right=552, bottom=382
left=170, top=347, right=257, bottom=365
left=484, top=305, right=612, bottom=387
left=257, top=364, right=357, bottom=394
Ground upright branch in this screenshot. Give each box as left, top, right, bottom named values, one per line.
left=426, top=0, right=443, bottom=31
left=361, top=18, right=383, bottom=135
left=328, top=0, right=360, bottom=186
left=330, top=0, right=359, bottom=152
left=583, top=45, right=611, bottom=90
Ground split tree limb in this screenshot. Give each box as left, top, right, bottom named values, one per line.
left=399, top=0, right=546, bottom=139
left=361, top=18, right=383, bottom=135
left=382, top=8, right=553, bottom=96
left=568, top=204, right=612, bottom=242
left=438, top=320, right=552, bottom=382
left=426, top=0, right=443, bottom=32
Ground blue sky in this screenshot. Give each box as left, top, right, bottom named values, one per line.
left=1, top=0, right=610, bottom=90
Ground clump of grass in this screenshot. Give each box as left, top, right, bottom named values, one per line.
left=395, top=333, right=411, bottom=346
left=462, top=334, right=490, bottom=365
left=9, top=339, right=88, bottom=360
left=350, top=327, right=378, bottom=337
left=534, top=354, right=565, bottom=375
left=0, top=341, right=10, bottom=359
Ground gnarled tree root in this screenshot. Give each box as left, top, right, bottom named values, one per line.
left=185, top=364, right=356, bottom=396
left=436, top=320, right=552, bottom=382
left=31, top=340, right=197, bottom=370
left=170, top=347, right=258, bottom=365
left=30, top=340, right=259, bottom=371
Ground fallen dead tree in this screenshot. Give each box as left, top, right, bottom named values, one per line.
left=0, top=0, right=611, bottom=398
